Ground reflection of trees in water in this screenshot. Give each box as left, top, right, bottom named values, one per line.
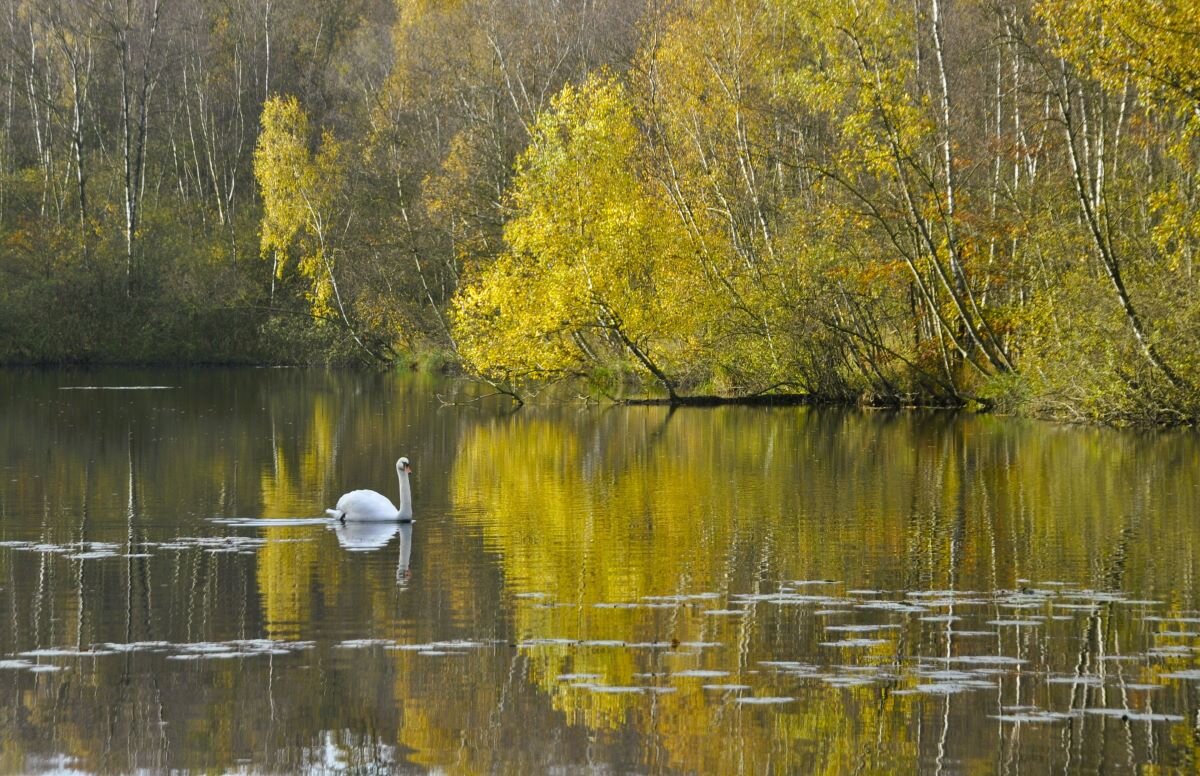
left=2, top=372, right=1200, bottom=771
left=449, top=406, right=1200, bottom=772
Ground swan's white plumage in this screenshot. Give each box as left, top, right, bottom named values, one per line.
left=326, top=457, right=413, bottom=522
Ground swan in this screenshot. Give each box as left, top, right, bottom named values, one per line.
left=325, top=457, right=413, bottom=523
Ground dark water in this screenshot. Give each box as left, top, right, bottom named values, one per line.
left=1, top=368, right=1199, bottom=773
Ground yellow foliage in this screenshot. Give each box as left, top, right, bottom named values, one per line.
left=452, top=75, right=704, bottom=389
left=253, top=95, right=346, bottom=319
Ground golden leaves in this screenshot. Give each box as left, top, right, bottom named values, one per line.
left=253, top=96, right=346, bottom=319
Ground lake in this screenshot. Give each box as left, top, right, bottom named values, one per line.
left=0, top=368, right=1198, bottom=773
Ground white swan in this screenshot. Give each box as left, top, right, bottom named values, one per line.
left=325, top=457, right=413, bottom=522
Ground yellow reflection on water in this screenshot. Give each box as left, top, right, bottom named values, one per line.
left=447, top=409, right=934, bottom=771
left=257, top=394, right=341, bottom=640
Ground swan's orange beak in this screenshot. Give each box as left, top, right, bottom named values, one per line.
left=405, top=464, right=413, bottom=473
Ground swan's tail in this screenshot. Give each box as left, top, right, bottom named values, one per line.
left=325, top=508, right=344, bottom=521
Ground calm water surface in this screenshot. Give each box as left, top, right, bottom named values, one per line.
left=1, top=368, right=1199, bottom=773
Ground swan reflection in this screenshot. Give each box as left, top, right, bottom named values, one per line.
left=332, top=520, right=398, bottom=552
left=329, top=520, right=414, bottom=583
left=396, top=523, right=413, bottom=583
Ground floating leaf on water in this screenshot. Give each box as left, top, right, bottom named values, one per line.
left=19, top=648, right=113, bottom=658
left=941, top=655, right=1027, bottom=666
left=589, top=686, right=650, bottom=694
left=856, top=601, right=926, bottom=613
left=823, top=676, right=876, bottom=687
left=820, top=638, right=889, bottom=648
left=987, top=619, right=1044, bottom=627
left=703, top=684, right=750, bottom=691
left=673, top=669, right=730, bottom=678
left=1153, top=631, right=1200, bottom=638
left=1144, top=617, right=1200, bottom=624
left=910, top=681, right=994, bottom=694
left=920, top=615, right=962, bottom=623
left=516, top=639, right=574, bottom=648
left=167, top=639, right=312, bottom=658
left=948, top=630, right=995, bottom=637
left=177, top=642, right=241, bottom=654
left=1147, top=646, right=1195, bottom=657
left=787, top=580, right=839, bottom=586
left=736, top=696, right=794, bottom=705
left=557, top=673, right=602, bottom=682
left=916, top=670, right=977, bottom=681
left=1159, top=669, right=1200, bottom=680
left=643, top=593, right=720, bottom=603
left=433, top=640, right=490, bottom=650
left=101, top=641, right=172, bottom=652
left=335, top=639, right=394, bottom=649
left=1083, top=708, right=1183, bottom=722
left=771, top=595, right=842, bottom=605
left=703, top=609, right=746, bottom=616
left=1065, top=591, right=1127, bottom=603
left=27, top=665, right=63, bottom=673
left=580, top=640, right=626, bottom=647
left=513, top=592, right=550, bottom=599
left=0, top=660, right=33, bottom=670
left=825, top=624, right=900, bottom=633
left=1045, top=675, right=1104, bottom=686
left=730, top=593, right=830, bottom=605
left=992, top=711, right=1075, bottom=723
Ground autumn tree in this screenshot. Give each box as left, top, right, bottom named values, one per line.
left=453, top=75, right=703, bottom=400
left=254, top=94, right=384, bottom=359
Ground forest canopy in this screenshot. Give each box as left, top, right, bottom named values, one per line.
left=0, top=0, right=1197, bottom=423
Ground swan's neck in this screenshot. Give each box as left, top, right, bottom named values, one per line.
left=396, top=469, right=413, bottom=519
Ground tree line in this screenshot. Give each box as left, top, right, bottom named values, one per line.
left=0, top=0, right=1197, bottom=423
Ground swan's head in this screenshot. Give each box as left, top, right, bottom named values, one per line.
left=397, top=456, right=412, bottom=474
